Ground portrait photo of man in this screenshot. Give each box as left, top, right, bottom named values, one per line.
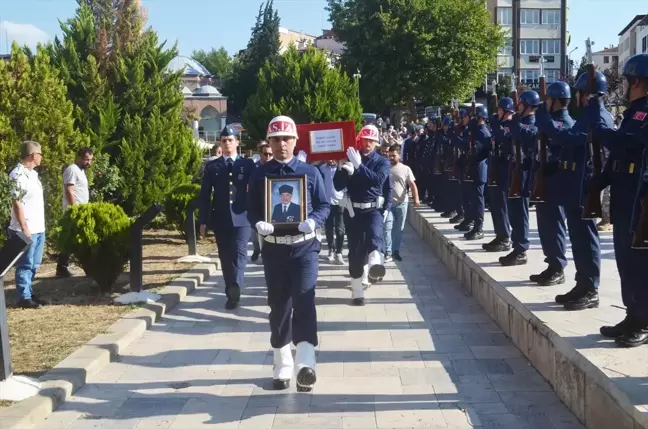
left=272, top=183, right=302, bottom=223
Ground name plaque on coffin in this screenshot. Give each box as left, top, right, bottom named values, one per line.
left=296, top=120, right=357, bottom=162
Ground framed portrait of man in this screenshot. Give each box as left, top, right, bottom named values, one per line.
left=265, top=175, right=307, bottom=227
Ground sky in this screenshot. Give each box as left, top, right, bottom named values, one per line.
left=0, top=0, right=647, bottom=60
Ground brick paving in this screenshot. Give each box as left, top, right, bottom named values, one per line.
left=37, top=227, right=584, bottom=429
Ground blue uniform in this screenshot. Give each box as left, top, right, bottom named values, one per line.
left=334, top=150, right=390, bottom=279
left=248, top=157, right=330, bottom=348
left=489, top=115, right=512, bottom=241
left=507, top=115, right=538, bottom=254
left=436, top=130, right=453, bottom=214
left=199, top=155, right=255, bottom=306
left=451, top=126, right=470, bottom=221
left=464, top=122, right=491, bottom=229
left=588, top=95, right=648, bottom=322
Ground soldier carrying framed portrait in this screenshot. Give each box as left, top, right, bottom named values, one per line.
left=264, top=175, right=308, bottom=228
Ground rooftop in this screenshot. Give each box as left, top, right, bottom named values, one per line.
left=618, top=14, right=647, bottom=36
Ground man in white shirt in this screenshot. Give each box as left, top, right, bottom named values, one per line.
left=57, top=147, right=94, bottom=277
left=8, top=141, right=47, bottom=309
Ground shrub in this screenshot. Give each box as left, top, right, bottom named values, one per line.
left=164, top=184, right=201, bottom=239
left=58, top=202, right=132, bottom=293
left=89, top=151, right=122, bottom=203
left=0, top=171, right=18, bottom=247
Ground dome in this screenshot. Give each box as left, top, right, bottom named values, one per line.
left=166, top=55, right=212, bottom=77
left=181, top=86, right=192, bottom=95
left=193, top=85, right=222, bottom=96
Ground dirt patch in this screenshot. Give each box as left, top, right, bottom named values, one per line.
left=2, top=229, right=216, bottom=384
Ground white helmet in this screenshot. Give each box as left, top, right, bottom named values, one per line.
left=267, top=115, right=298, bottom=139
left=356, top=124, right=380, bottom=142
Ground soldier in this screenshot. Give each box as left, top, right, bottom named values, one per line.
left=452, top=109, right=473, bottom=231
left=414, top=124, right=429, bottom=202
left=484, top=98, right=514, bottom=252
left=437, top=117, right=454, bottom=218
left=334, top=125, right=390, bottom=305
left=247, top=115, right=330, bottom=390
left=496, top=91, right=539, bottom=266
left=422, top=119, right=438, bottom=208
left=460, top=105, right=491, bottom=240
left=199, top=125, right=255, bottom=310
left=530, top=82, right=574, bottom=285
left=587, top=53, right=648, bottom=346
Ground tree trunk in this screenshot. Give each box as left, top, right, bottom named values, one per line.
left=407, top=96, right=417, bottom=122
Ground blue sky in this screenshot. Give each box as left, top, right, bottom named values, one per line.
left=0, top=0, right=645, bottom=61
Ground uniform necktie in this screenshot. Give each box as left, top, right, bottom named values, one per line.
left=283, top=205, right=287, bottom=214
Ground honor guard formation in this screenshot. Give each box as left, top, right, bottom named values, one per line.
left=194, top=53, right=648, bottom=393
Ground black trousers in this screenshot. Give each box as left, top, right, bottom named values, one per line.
left=325, top=205, right=345, bottom=254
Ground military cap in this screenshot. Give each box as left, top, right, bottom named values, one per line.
left=279, top=184, right=293, bottom=194
left=220, top=125, right=240, bottom=138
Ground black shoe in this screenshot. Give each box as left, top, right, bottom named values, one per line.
left=449, top=215, right=464, bottom=224
left=352, top=298, right=365, bottom=306
left=31, top=294, right=47, bottom=306
left=296, top=367, right=317, bottom=392
left=251, top=251, right=260, bottom=262
left=455, top=221, right=473, bottom=232
left=563, top=288, right=599, bottom=311
left=225, top=285, right=241, bottom=310
left=499, top=251, right=527, bottom=266
left=56, top=267, right=72, bottom=278
left=441, top=211, right=456, bottom=218
left=555, top=284, right=586, bottom=304
left=537, top=270, right=565, bottom=286
left=18, top=299, right=42, bottom=309
left=464, top=228, right=484, bottom=241
left=273, top=379, right=290, bottom=390
left=529, top=267, right=551, bottom=283
left=393, top=252, right=402, bottom=262
left=600, top=316, right=632, bottom=338
left=482, top=239, right=511, bottom=252
left=615, top=326, right=648, bottom=348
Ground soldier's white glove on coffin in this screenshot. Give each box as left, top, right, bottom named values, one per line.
left=297, top=150, right=307, bottom=162
left=256, top=221, right=274, bottom=236
left=341, top=162, right=354, bottom=175
left=347, top=147, right=362, bottom=169
left=298, top=219, right=316, bottom=234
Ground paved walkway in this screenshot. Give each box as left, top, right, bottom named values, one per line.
left=37, top=227, right=583, bottom=429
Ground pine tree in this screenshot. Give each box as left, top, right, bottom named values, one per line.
left=224, top=0, right=281, bottom=117
left=243, top=46, right=363, bottom=142
left=0, top=44, right=87, bottom=238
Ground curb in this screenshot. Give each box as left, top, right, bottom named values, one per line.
left=407, top=207, right=648, bottom=429
left=0, top=258, right=220, bottom=429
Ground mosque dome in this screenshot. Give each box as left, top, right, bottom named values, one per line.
left=181, top=86, right=192, bottom=95
left=166, top=55, right=212, bottom=77
left=193, top=85, right=222, bottom=96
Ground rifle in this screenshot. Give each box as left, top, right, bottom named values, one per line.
left=632, top=150, right=648, bottom=249
left=487, top=81, right=499, bottom=187
left=581, top=62, right=604, bottom=219
left=508, top=73, right=522, bottom=199
left=530, top=65, right=548, bottom=202
left=463, top=92, right=477, bottom=182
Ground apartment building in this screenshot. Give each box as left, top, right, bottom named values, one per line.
left=591, top=46, right=619, bottom=72
left=618, top=15, right=647, bottom=71
left=488, top=0, right=568, bottom=89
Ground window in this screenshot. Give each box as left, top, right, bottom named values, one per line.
left=603, top=56, right=610, bottom=64
left=498, top=7, right=512, bottom=25
left=520, top=9, right=540, bottom=25
left=541, top=10, right=560, bottom=25
left=541, top=39, right=561, bottom=55
left=520, top=39, right=539, bottom=55
left=521, top=70, right=540, bottom=84
left=545, top=70, right=561, bottom=83
left=643, top=36, right=648, bottom=53
left=613, top=55, right=619, bottom=62
left=498, top=38, right=513, bottom=55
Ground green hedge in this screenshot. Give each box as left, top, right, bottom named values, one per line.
left=164, top=183, right=200, bottom=239
left=58, top=202, right=132, bottom=293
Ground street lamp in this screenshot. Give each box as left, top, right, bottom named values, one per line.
left=353, top=69, right=362, bottom=100
left=568, top=46, right=579, bottom=77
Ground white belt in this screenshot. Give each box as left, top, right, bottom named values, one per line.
left=264, top=232, right=316, bottom=245
left=352, top=202, right=379, bottom=209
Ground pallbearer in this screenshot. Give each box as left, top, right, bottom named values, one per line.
left=199, top=125, right=255, bottom=310
left=335, top=125, right=390, bottom=306
left=248, top=115, right=330, bottom=390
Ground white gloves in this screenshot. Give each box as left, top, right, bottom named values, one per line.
left=298, top=218, right=316, bottom=234
left=297, top=150, right=307, bottom=162
left=256, top=221, right=274, bottom=236
left=252, top=154, right=261, bottom=163
left=383, top=210, right=389, bottom=223
left=341, top=162, right=354, bottom=175
left=347, top=147, right=362, bottom=169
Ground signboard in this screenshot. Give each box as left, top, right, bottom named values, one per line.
left=296, top=120, right=357, bottom=162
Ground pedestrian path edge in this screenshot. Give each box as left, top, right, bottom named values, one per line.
left=407, top=206, right=648, bottom=429
left=0, top=258, right=220, bottom=429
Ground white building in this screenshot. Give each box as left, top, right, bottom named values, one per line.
left=591, top=46, right=619, bottom=73
left=618, top=15, right=647, bottom=71
left=637, top=19, right=648, bottom=55
left=488, top=0, right=568, bottom=89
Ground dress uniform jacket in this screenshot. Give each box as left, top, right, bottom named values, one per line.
left=508, top=115, right=539, bottom=198
left=490, top=115, right=513, bottom=188
left=334, top=150, right=390, bottom=208
left=467, top=122, right=492, bottom=185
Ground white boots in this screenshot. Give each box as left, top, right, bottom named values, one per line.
left=273, top=344, right=293, bottom=390
left=368, top=250, right=386, bottom=283
left=351, top=277, right=365, bottom=306
left=362, top=264, right=370, bottom=287
left=295, top=341, right=317, bottom=392
left=273, top=342, right=317, bottom=391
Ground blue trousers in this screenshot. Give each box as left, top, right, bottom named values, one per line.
left=465, top=182, right=486, bottom=229
left=488, top=185, right=510, bottom=240
left=9, top=230, right=45, bottom=301
left=436, top=172, right=448, bottom=211
left=461, top=181, right=473, bottom=222
left=344, top=210, right=383, bottom=279
left=536, top=203, right=568, bottom=271
left=262, top=238, right=320, bottom=348
left=214, top=226, right=252, bottom=299
left=508, top=197, right=530, bottom=254
left=564, top=206, right=600, bottom=289
left=450, top=179, right=464, bottom=216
